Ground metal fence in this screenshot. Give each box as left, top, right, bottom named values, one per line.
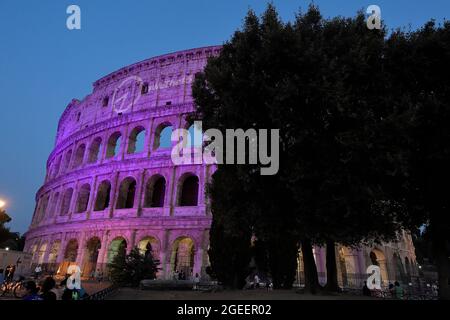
left=85, top=285, right=118, bottom=300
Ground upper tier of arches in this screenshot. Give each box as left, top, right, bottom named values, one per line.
left=56, top=46, right=221, bottom=144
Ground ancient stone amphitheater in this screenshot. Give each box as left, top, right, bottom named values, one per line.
left=24, top=46, right=221, bottom=279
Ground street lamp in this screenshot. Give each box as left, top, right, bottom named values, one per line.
left=0, top=199, right=6, bottom=209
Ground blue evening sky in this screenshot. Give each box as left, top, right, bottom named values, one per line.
left=0, top=0, right=449, bottom=233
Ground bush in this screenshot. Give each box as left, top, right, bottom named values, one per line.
left=108, top=247, right=160, bottom=286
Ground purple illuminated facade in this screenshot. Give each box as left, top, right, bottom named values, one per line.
left=24, top=46, right=221, bottom=279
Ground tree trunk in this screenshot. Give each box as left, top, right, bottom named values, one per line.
left=301, top=238, right=320, bottom=294
left=324, top=239, right=339, bottom=292
left=433, top=235, right=450, bottom=300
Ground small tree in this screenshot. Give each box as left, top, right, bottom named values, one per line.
left=108, top=245, right=127, bottom=285
left=109, top=246, right=160, bottom=286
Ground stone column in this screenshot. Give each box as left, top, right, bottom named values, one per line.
left=120, top=125, right=130, bottom=161
left=68, top=180, right=80, bottom=219
left=128, top=230, right=137, bottom=254
left=99, top=133, right=108, bottom=165
left=76, top=232, right=87, bottom=271
left=97, top=231, right=110, bottom=271
left=162, top=230, right=171, bottom=279
left=87, top=175, right=98, bottom=219
left=109, top=172, right=120, bottom=218
left=135, top=170, right=146, bottom=216
left=82, top=142, right=90, bottom=166
left=145, top=118, right=154, bottom=157
left=356, top=248, right=367, bottom=275
left=42, top=238, right=52, bottom=264
left=193, top=233, right=204, bottom=279
left=168, top=167, right=177, bottom=216
left=56, top=236, right=67, bottom=264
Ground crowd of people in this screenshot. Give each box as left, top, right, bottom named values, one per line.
left=362, top=281, right=405, bottom=299
left=1, top=264, right=102, bottom=300
left=22, top=276, right=90, bottom=300
left=0, top=265, right=16, bottom=283
left=243, top=273, right=274, bottom=290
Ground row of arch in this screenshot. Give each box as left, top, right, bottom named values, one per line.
left=296, top=246, right=418, bottom=288
left=49, top=123, right=201, bottom=180
left=34, top=173, right=200, bottom=224
left=335, top=248, right=417, bottom=287
left=368, top=249, right=417, bottom=283
left=31, top=235, right=196, bottom=278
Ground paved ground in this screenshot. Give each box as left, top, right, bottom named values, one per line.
left=81, top=281, right=111, bottom=295
left=107, top=288, right=374, bottom=300
left=0, top=280, right=111, bottom=300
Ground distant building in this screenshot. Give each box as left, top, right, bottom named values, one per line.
left=0, top=249, right=32, bottom=277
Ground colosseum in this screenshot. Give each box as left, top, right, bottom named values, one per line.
left=24, top=45, right=419, bottom=286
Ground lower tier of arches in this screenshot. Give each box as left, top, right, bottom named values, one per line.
left=24, top=218, right=211, bottom=280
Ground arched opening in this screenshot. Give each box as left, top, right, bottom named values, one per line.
left=63, top=150, right=72, bottom=171
left=405, top=257, right=412, bottom=280
left=52, top=155, right=62, bottom=178
left=138, top=237, right=159, bottom=258
left=88, top=137, right=102, bottom=163
left=338, top=247, right=358, bottom=287
left=144, top=175, right=166, bottom=208
left=31, top=244, right=38, bottom=262
left=106, top=132, right=122, bottom=158
left=75, top=184, right=91, bottom=213
left=49, top=192, right=60, bottom=218
left=107, top=237, right=127, bottom=264
left=178, top=175, right=199, bottom=206
left=73, top=144, right=86, bottom=168
left=94, top=180, right=111, bottom=211
left=61, top=188, right=73, bottom=216
left=37, top=243, right=47, bottom=264
left=58, top=239, right=78, bottom=276
left=370, top=249, right=389, bottom=285
left=83, top=237, right=101, bottom=276
left=37, top=194, right=50, bottom=223
left=64, top=239, right=78, bottom=262
left=394, top=253, right=406, bottom=282
left=116, top=177, right=136, bottom=209
left=171, top=237, right=195, bottom=279
left=127, top=126, right=146, bottom=154
left=48, top=241, right=60, bottom=264
left=153, top=124, right=173, bottom=150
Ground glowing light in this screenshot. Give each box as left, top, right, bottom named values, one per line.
left=0, top=199, right=5, bottom=209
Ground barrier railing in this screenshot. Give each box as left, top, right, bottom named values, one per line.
left=85, top=285, right=118, bottom=300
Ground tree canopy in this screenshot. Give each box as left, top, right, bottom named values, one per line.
left=193, top=4, right=450, bottom=298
